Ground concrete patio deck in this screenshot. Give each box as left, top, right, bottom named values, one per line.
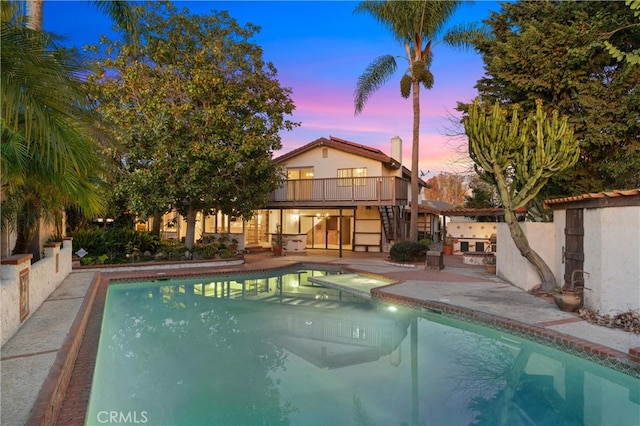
left=2, top=250, right=639, bottom=425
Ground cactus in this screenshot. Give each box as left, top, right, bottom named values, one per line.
left=464, top=99, right=579, bottom=293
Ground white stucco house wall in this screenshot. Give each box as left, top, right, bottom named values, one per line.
left=149, top=136, right=437, bottom=253
left=545, top=189, right=640, bottom=316
left=496, top=190, right=640, bottom=316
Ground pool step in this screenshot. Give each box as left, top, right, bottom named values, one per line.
left=261, top=296, right=341, bottom=308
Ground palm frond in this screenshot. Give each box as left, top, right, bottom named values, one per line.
left=1, top=118, right=27, bottom=187
left=443, top=22, right=491, bottom=51
left=1, top=23, right=96, bottom=173
left=91, top=0, right=139, bottom=42
left=355, top=1, right=460, bottom=43
left=354, top=54, right=398, bottom=114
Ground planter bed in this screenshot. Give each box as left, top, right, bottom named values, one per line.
left=462, top=251, right=486, bottom=265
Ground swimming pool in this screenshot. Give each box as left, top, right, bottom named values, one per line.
left=87, top=267, right=640, bottom=425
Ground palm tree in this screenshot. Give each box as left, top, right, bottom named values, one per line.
left=1, top=4, right=105, bottom=255
left=354, top=0, right=461, bottom=241
left=1, top=1, right=137, bottom=256
left=26, top=0, right=138, bottom=34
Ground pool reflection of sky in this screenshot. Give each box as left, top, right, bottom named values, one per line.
left=87, top=271, right=640, bottom=426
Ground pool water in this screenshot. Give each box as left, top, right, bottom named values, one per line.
left=87, top=268, right=640, bottom=425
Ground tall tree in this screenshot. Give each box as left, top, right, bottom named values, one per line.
left=87, top=2, right=297, bottom=251
left=1, top=2, right=104, bottom=254
left=459, top=0, right=640, bottom=195
left=423, top=172, right=466, bottom=206
left=354, top=0, right=461, bottom=241
left=603, top=0, right=640, bottom=65
left=1, top=0, right=137, bottom=256
left=463, top=175, right=498, bottom=209
left=464, top=99, right=579, bottom=293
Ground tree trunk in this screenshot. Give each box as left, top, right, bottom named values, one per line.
left=409, top=79, right=421, bottom=241
left=184, top=205, right=197, bottom=251
left=12, top=205, right=39, bottom=255
left=26, top=0, right=44, bottom=30
left=502, top=201, right=557, bottom=294
left=493, top=169, right=557, bottom=293
left=151, top=211, right=162, bottom=237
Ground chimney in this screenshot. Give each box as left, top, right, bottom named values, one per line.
left=391, top=136, right=402, bottom=166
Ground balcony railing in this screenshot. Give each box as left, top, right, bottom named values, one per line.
left=268, top=176, right=408, bottom=206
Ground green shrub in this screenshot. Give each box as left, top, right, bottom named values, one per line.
left=69, top=229, right=103, bottom=254
left=102, top=229, right=158, bottom=255
left=193, top=243, right=219, bottom=259
left=389, top=241, right=430, bottom=262
left=157, top=239, right=186, bottom=260
left=198, top=235, right=217, bottom=244
left=70, top=228, right=159, bottom=261
left=218, top=247, right=238, bottom=259
left=418, top=237, right=432, bottom=247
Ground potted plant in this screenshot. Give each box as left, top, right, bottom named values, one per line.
left=443, top=236, right=454, bottom=255
left=484, top=253, right=496, bottom=274
left=272, top=224, right=286, bottom=256
left=553, top=270, right=585, bottom=312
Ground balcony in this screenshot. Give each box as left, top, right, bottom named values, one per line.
left=267, top=176, right=409, bottom=207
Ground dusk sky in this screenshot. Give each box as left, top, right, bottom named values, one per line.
left=44, top=0, right=501, bottom=177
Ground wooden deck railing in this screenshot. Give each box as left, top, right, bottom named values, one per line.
left=268, top=176, right=408, bottom=206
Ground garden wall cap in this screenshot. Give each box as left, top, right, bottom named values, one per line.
left=544, top=189, right=640, bottom=209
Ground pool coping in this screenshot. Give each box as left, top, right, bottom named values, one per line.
left=28, top=261, right=640, bottom=425
left=25, top=271, right=102, bottom=426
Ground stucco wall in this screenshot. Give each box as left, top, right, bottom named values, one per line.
left=448, top=222, right=498, bottom=254
left=1, top=239, right=73, bottom=346
left=281, top=146, right=388, bottom=178
left=0, top=272, right=20, bottom=346
left=583, top=206, right=640, bottom=315
left=497, top=222, right=556, bottom=292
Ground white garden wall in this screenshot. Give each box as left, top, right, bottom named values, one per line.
left=1, top=239, right=73, bottom=346
left=497, top=222, right=557, bottom=292
left=582, top=206, right=640, bottom=315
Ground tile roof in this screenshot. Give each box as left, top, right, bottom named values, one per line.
left=440, top=207, right=527, bottom=217
left=544, top=189, right=640, bottom=207
left=274, top=136, right=399, bottom=168
left=420, top=200, right=455, bottom=214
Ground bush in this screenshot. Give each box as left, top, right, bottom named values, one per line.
left=218, top=247, right=238, bottom=259
left=193, top=243, right=219, bottom=259
left=69, top=228, right=103, bottom=254
left=157, top=239, right=186, bottom=260
left=389, top=241, right=430, bottom=262
left=70, top=228, right=159, bottom=261
left=418, top=237, right=432, bottom=247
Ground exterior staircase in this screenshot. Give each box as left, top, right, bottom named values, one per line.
left=379, top=206, right=407, bottom=243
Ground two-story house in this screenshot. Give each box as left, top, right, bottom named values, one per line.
left=150, top=136, right=435, bottom=253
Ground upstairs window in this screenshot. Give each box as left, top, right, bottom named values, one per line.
left=338, top=167, right=367, bottom=186
left=287, top=167, right=314, bottom=180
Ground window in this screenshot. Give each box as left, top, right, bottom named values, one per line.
left=337, top=168, right=367, bottom=186
left=286, top=168, right=313, bottom=200
left=287, top=167, right=314, bottom=180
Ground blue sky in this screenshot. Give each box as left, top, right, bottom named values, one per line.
left=43, top=0, right=500, bottom=176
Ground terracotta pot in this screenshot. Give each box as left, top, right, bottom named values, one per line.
left=486, top=264, right=496, bottom=274
left=553, top=290, right=583, bottom=312
left=443, top=245, right=453, bottom=255
left=272, top=246, right=283, bottom=256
